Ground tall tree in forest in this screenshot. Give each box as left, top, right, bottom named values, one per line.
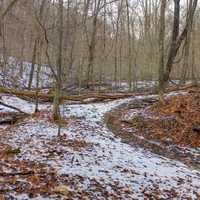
left=114, top=0, right=123, bottom=88
left=53, top=0, right=63, bottom=126
left=159, top=0, right=198, bottom=93
left=180, top=0, right=193, bottom=84
left=0, top=0, right=19, bottom=84
left=191, top=18, right=197, bottom=85
left=125, top=0, right=133, bottom=91
left=85, top=0, right=101, bottom=88
left=34, top=0, right=46, bottom=113
left=158, top=0, right=166, bottom=96
left=28, top=38, right=37, bottom=89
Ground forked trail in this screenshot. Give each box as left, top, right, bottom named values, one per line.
left=0, top=94, right=200, bottom=199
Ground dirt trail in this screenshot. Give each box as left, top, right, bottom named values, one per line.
left=106, top=95, right=200, bottom=172
left=0, top=94, right=200, bottom=199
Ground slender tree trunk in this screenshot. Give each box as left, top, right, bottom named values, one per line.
left=86, top=26, right=96, bottom=88
left=126, top=0, right=132, bottom=91
left=191, top=19, right=197, bottom=86
left=119, top=19, right=123, bottom=88
left=163, top=0, right=180, bottom=88
left=34, top=0, right=46, bottom=112
left=180, top=0, right=193, bottom=84
left=161, top=0, right=198, bottom=91
left=19, top=32, right=25, bottom=78
left=0, top=18, right=7, bottom=85
left=35, top=38, right=43, bottom=113
left=114, top=0, right=122, bottom=89
left=86, top=0, right=101, bottom=88
left=99, top=0, right=106, bottom=88
left=28, top=39, right=37, bottom=89
left=53, top=0, right=63, bottom=129
left=158, top=0, right=166, bottom=97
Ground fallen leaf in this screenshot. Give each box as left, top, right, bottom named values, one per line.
left=54, top=185, right=70, bottom=196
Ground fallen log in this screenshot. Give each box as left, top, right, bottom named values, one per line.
left=0, top=86, right=135, bottom=103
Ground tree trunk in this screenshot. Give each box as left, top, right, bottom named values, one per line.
left=86, top=0, right=101, bottom=88
left=126, top=0, right=132, bottom=91
left=180, top=0, right=193, bottom=84
left=53, top=0, right=63, bottom=126
left=162, top=0, right=180, bottom=89
left=28, top=39, right=37, bottom=89
left=158, top=0, right=166, bottom=96
left=35, top=41, right=42, bottom=113
left=160, top=0, right=198, bottom=92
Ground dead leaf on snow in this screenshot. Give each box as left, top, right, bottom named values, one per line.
left=54, top=185, right=70, bottom=196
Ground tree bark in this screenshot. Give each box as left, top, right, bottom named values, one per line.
left=28, top=39, right=37, bottom=89
left=0, top=0, right=18, bottom=20
left=158, top=0, right=166, bottom=96
left=126, top=0, right=132, bottom=91
left=53, top=0, right=63, bottom=126
left=159, top=0, right=198, bottom=92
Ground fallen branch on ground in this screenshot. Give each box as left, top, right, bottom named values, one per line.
left=0, top=101, right=27, bottom=114
left=0, top=171, right=34, bottom=176
left=0, top=86, right=135, bottom=103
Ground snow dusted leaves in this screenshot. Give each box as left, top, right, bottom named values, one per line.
left=0, top=94, right=200, bottom=199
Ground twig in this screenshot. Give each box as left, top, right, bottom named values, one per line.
left=0, top=101, right=27, bottom=114
left=0, top=171, right=34, bottom=177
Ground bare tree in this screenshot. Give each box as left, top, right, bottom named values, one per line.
left=158, top=0, right=166, bottom=97
left=53, top=0, right=64, bottom=125
left=125, top=0, right=133, bottom=91
left=159, top=0, right=198, bottom=92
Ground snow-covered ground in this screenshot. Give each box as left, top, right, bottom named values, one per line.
left=0, top=95, right=51, bottom=113
left=0, top=57, right=52, bottom=88
left=112, top=80, right=194, bottom=92
left=0, top=94, right=200, bottom=199
left=111, top=81, right=157, bottom=91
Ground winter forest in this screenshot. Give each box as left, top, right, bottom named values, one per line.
left=0, top=0, right=200, bottom=199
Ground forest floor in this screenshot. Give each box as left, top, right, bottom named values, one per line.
left=107, top=88, right=200, bottom=168
left=0, top=89, right=200, bottom=199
